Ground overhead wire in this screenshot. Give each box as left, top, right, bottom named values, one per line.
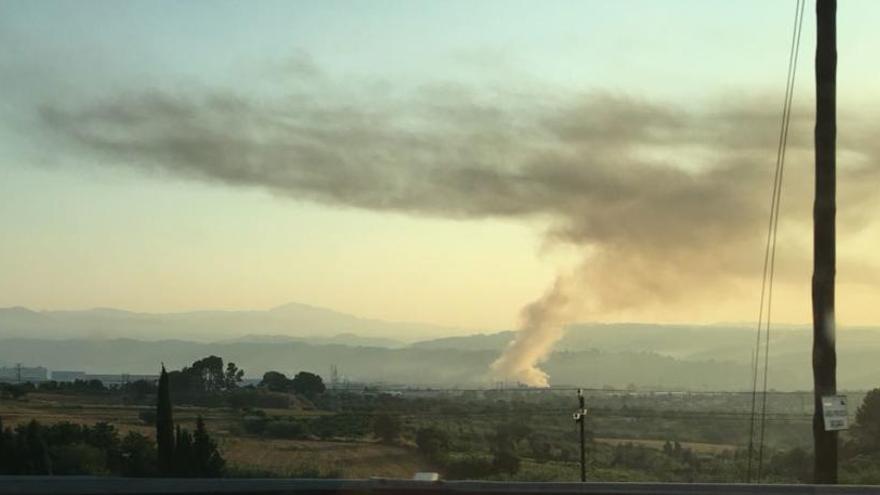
left=746, top=0, right=806, bottom=483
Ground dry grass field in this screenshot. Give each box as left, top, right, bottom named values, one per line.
left=0, top=393, right=233, bottom=433
left=594, top=437, right=736, bottom=454
left=220, top=437, right=433, bottom=478
left=0, top=393, right=433, bottom=479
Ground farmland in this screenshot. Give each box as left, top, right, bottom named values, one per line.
left=0, top=391, right=432, bottom=479
left=1, top=385, right=847, bottom=482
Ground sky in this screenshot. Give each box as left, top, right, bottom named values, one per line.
left=1, top=0, right=880, bottom=332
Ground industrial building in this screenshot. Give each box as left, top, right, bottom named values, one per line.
left=0, top=365, right=48, bottom=384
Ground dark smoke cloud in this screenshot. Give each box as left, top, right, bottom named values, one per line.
left=38, top=83, right=880, bottom=384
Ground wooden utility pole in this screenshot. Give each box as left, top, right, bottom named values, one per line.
left=573, top=389, right=587, bottom=482
left=813, top=0, right=837, bottom=484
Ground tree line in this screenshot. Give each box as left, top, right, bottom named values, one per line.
left=1, top=354, right=332, bottom=477
left=0, top=358, right=229, bottom=477
left=154, top=364, right=224, bottom=477
left=3, top=355, right=327, bottom=410
left=1, top=354, right=331, bottom=477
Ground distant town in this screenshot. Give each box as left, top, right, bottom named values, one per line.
left=0, top=364, right=158, bottom=387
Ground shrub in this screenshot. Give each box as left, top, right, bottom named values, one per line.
left=50, top=443, right=108, bottom=475
left=264, top=420, right=308, bottom=439
left=853, top=388, right=880, bottom=454
left=120, top=432, right=157, bottom=477
left=373, top=413, right=402, bottom=444
left=227, top=389, right=290, bottom=409
left=0, top=384, right=29, bottom=399
left=138, top=410, right=157, bottom=426
left=242, top=416, right=269, bottom=435
left=492, top=449, right=520, bottom=474
left=192, top=416, right=225, bottom=477
left=416, top=427, right=450, bottom=461
left=528, top=434, right=553, bottom=463
left=444, top=454, right=495, bottom=480
left=310, top=414, right=369, bottom=440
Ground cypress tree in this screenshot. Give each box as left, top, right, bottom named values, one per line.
left=173, top=425, right=192, bottom=477
left=23, top=420, right=52, bottom=475
left=192, top=416, right=225, bottom=477
left=0, top=417, right=7, bottom=474
left=156, top=364, right=174, bottom=475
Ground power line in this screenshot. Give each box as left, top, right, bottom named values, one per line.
left=758, top=0, right=806, bottom=481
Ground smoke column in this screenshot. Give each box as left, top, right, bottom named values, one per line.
left=490, top=276, right=573, bottom=387
left=35, top=83, right=880, bottom=388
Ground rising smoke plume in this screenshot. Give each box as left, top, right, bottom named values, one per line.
left=490, top=276, right=573, bottom=387
left=35, top=78, right=880, bottom=386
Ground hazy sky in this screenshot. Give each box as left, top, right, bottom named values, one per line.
left=2, top=1, right=880, bottom=331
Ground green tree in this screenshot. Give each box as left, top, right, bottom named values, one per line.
left=0, top=418, right=162, bottom=477
left=124, top=379, right=157, bottom=401
left=167, top=369, right=201, bottom=400
left=853, top=388, right=880, bottom=453
left=415, top=427, right=450, bottom=461
left=156, top=365, right=175, bottom=474
left=0, top=417, right=12, bottom=474
left=168, top=356, right=244, bottom=398
left=85, top=422, right=120, bottom=452
left=190, top=355, right=225, bottom=393
left=492, top=449, right=520, bottom=475
left=528, top=433, right=552, bottom=463
left=20, top=420, right=52, bottom=475
left=224, top=362, right=244, bottom=389
left=768, top=447, right=812, bottom=483
left=192, top=416, right=225, bottom=477
left=291, top=371, right=326, bottom=398
left=120, top=432, right=157, bottom=477
left=490, top=423, right=523, bottom=475
left=50, top=443, right=107, bottom=475
left=259, top=371, right=292, bottom=392
left=173, top=426, right=194, bottom=477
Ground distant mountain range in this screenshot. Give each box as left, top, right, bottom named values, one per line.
left=0, top=337, right=750, bottom=390
left=0, top=302, right=464, bottom=343
left=409, top=323, right=880, bottom=390
left=1, top=328, right=879, bottom=390
left=3, top=303, right=880, bottom=390
left=413, top=322, right=880, bottom=365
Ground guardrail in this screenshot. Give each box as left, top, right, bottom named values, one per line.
left=2, top=478, right=879, bottom=495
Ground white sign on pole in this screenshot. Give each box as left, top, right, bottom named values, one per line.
left=821, top=395, right=849, bottom=431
